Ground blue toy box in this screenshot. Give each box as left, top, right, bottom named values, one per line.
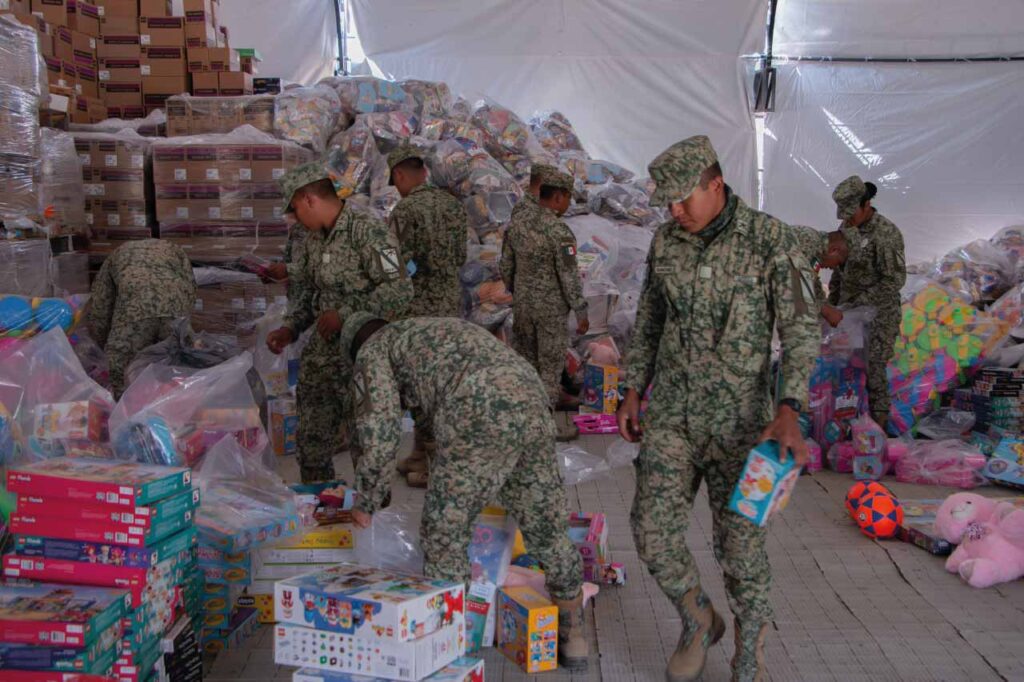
left=728, top=441, right=800, bottom=527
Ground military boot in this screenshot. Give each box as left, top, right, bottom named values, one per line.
left=731, top=621, right=768, bottom=682
left=406, top=471, right=429, bottom=488
left=554, top=593, right=589, bottom=671
left=552, top=411, right=579, bottom=442
left=667, top=587, right=725, bottom=682
left=397, top=444, right=430, bottom=475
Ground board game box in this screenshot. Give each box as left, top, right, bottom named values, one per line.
left=274, top=564, right=464, bottom=642
left=0, top=672, right=122, bottom=681
left=497, top=587, right=557, bottom=674
left=291, top=656, right=484, bottom=681
left=16, top=488, right=199, bottom=530
left=898, top=496, right=1024, bottom=555
left=0, top=620, right=121, bottom=673
left=14, top=526, right=198, bottom=568
left=0, top=584, right=131, bottom=648
left=7, top=458, right=191, bottom=508
left=10, top=506, right=193, bottom=547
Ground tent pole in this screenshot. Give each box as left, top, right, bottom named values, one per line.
left=334, top=0, right=346, bottom=75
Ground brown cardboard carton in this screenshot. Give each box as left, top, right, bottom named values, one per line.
left=151, top=143, right=185, bottom=183
left=183, top=17, right=214, bottom=48
left=97, top=32, right=140, bottom=58
left=55, top=25, right=72, bottom=61
left=73, top=94, right=106, bottom=122
left=44, top=55, right=72, bottom=89
left=206, top=46, right=236, bottom=71
left=99, top=79, right=141, bottom=106
left=71, top=28, right=96, bottom=67
left=75, top=60, right=99, bottom=97
left=139, top=15, right=183, bottom=45
left=217, top=71, right=250, bottom=96
left=37, top=27, right=56, bottom=58
left=83, top=167, right=147, bottom=200
left=95, top=0, right=136, bottom=18
left=97, top=14, right=134, bottom=33
left=186, top=46, right=206, bottom=71
left=60, top=58, right=77, bottom=87
left=30, top=0, right=66, bottom=27
left=87, top=198, right=151, bottom=235
left=104, top=104, right=144, bottom=118
left=98, top=55, right=140, bottom=81
left=142, top=73, right=188, bottom=109
left=181, top=0, right=209, bottom=13
left=251, top=183, right=284, bottom=221
left=68, top=0, right=101, bottom=36
left=0, top=1, right=33, bottom=15
left=141, top=45, right=185, bottom=75
left=138, top=0, right=169, bottom=16
left=191, top=70, right=217, bottom=96
left=74, top=136, right=148, bottom=172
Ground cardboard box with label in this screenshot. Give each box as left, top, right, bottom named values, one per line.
left=191, top=70, right=217, bottom=95
left=143, top=73, right=188, bottom=110
left=99, top=79, right=142, bottom=106
left=497, top=587, right=558, bottom=674
left=95, top=0, right=136, bottom=17
left=218, top=70, right=251, bottom=96
left=83, top=167, right=147, bottom=200
left=0, top=0, right=33, bottom=15
left=75, top=60, right=99, bottom=97
left=141, top=44, right=186, bottom=75
left=97, top=32, right=140, bottom=59
left=164, top=93, right=275, bottom=136
left=139, top=15, right=183, bottom=45
left=139, top=0, right=170, bottom=16
left=68, top=0, right=101, bottom=36
left=206, top=46, right=236, bottom=71
left=98, top=55, right=140, bottom=82
left=235, top=47, right=261, bottom=74
left=184, top=16, right=215, bottom=48
left=31, top=0, right=67, bottom=27
left=97, top=13, right=135, bottom=33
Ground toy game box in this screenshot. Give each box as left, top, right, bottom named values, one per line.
left=983, top=437, right=1024, bottom=491
left=0, top=672, right=122, bottom=681
left=279, top=525, right=355, bottom=550
left=291, top=656, right=484, bottom=681
left=728, top=441, right=800, bottom=527
left=10, top=505, right=193, bottom=547
left=567, top=512, right=608, bottom=571
left=14, top=527, right=198, bottom=569
left=274, top=564, right=464, bottom=642
left=0, top=621, right=121, bottom=673
left=7, top=458, right=191, bottom=507
left=497, top=586, right=557, bottom=674
left=581, top=364, right=620, bottom=414
left=274, top=620, right=465, bottom=682
left=257, top=547, right=357, bottom=565
left=0, top=583, right=131, bottom=648
left=16, top=488, right=199, bottom=531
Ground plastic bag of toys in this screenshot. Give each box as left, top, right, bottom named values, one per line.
left=469, top=98, right=547, bottom=181
left=895, top=439, right=988, bottom=489
left=559, top=150, right=634, bottom=186
left=429, top=137, right=521, bottom=236
left=807, top=307, right=874, bottom=446
left=931, top=239, right=1015, bottom=305
left=252, top=304, right=309, bottom=399
left=914, top=407, right=976, bottom=440
left=0, top=293, right=88, bottom=342
left=587, top=181, right=666, bottom=229
left=326, top=118, right=380, bottom=196
left=353, top=499, right=424, bottom=575
left=362, top=110, right=421, bottom=153
left=529, top=110, right=588, bottom=156
left=989, top=225, right=1024, bottom=279
left=317, top=75, right=413, bottom=120
left=399, top=79, right=453, bottom=119
left=273, top=85, right=342, bottom=154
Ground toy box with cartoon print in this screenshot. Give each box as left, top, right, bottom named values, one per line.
left=291, top=656, right=484, bottom=682
left=983, top=437, right=1024, bottom=491
left=567, top=512, right=608, bottom=578
left=581, top=364, right=620, bottom=414
left=497, top=586, right=558, bottom=674
left=0, top=583, right=131, bottom=648
left=6, top=457, right=192, bottom=507
left=15, top=486, right=199, bottom=531
left=13, top=525, right=198, bottom=568
left=274, top=563, right=465, bottom=642
left=728, top=441, right=800, bottom=527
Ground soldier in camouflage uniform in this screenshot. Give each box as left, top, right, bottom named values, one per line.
left=508, top=162, right=556, bottom=226
left=501, top=167, right=589, bottom=440
left=265, top=162, right=412, bottom=484
left=827, top=176, right=906, bottom=428
left=86, top=239, right=196, bottom=398
left=616, top=136, right=819, bottom=682
left=385, top=143, right=470, bottom=487
left=789, top=226, right=849, bottom=323
left=342, top=312, right=590, bottom=672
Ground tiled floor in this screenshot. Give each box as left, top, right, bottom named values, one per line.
left=207, top=430, right=1024, bottom=682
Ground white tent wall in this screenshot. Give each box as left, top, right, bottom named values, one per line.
left=217, top=0, right=338, bottom=85
left=349, top=0, right=764, bottom=200
left=761, top=61, right=1024, bottom=265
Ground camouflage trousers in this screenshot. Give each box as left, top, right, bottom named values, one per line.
left=511, top=308, right=567, bottom=408
left=631, top=426, right=773, bottom=625
left=106, top=315, right=175, bottom=398
left=296, top=332, right=354, bottom=484
left=421, top=366, right=583, bottom=600
left=867, top=310, right=900, bottom=427
left=406, top=278, right=461, bottom=319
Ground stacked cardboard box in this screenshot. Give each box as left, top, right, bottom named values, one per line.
left=73, top=131, right=155, bottom=240
left=954, top=366, right=1024, bottom=432
left=3, top=457, right=202, bottom=682
left=197, top=543, right=263, bottom=654
left=165, top=93, right=275, bottom=135
left=273, top=564, right=467, bottom=681
left=291, top=658, right=486, bottom=682
left=191, top=276, right=288, bottom=348
left=0, top=15, right=43, bottom=220
left=161, top=615, right=203, bottom=682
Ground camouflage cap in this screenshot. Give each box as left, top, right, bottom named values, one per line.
left=387, top=142, right=424, bottom=185
left=529, top=163, right=558, bottom=182
left=279, top=161, right=332, bottom=213
left=339, top=310, right=386, bottom=360
left=648, top=135, right=718, bottom=207
left=538, top=167, right=574, bottom=192
left=832, top=175, right=866, bottom=219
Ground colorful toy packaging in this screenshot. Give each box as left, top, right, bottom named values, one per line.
left=274, top=86, right=342, bottom=154
left=0, top=583, right=131, bottom=648
left=728, top=441, right=800, bottom=527
left=896, top=499, right=956, bottom=555
left=567, top=513, right=609, bottom=582
left=497, top=586, right=558, bottom=674
left=13, top=526, right=198, bottom=569
left=0, top=294, right=88, bottom=341
left=291, top=655, right=484, bottom=682
left=894, top=440, right=987, bottom=489
left=269, top=397, right=298, bottom=457
left=806, top=308, right=873, bottom=446
left=982, top=437, right=1024, bottom=491
left=581, top=364, right=620, bottom=415
left=6, top=457, right=192, bottom=508
left=464, top=581, right=496, bottom=654
left=851, top=414, right=887, bottom=481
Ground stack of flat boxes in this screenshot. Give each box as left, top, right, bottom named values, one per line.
left=73, top=131, right=154, bottom=244
left=954, top=367, right=1024, bottom=433
left=0, top=13, right=43, bottom=219
left=184, top=0, right=251, bottom=96
left=2, top=457, right=202, bottom=682
left=191, top=277, right=288, bottom=349
left=165, top=92, right=275, bottom=136
left=197, top=544, right=262, bottom=655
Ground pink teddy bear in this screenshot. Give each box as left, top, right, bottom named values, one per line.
left=933, top=492, right=1024, bottom=588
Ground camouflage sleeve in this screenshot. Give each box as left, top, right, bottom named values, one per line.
left=351, top=352, right=403, bottom=515
left=554, top=223, right=588, bottom=318
left=770, top=239, right=820, bottom=407
left=499, top=225, right=516, bottom=293
left=86, top=256, right=116, bottom=348
left=826, top=267, right=842, bottom=306
left=283, top=242, right=315, bottom=335
left=349, top=217, right=413, bottom=321
left=871, top=232, right=907, bottom=307
left=622, top=245, right=665, bottom=393
left=388, top=204, right=416, bottom=274
left=813, top=274, right=826, bottom=312
left=454, top=201, right=468, bottom=275
left=178, top=248, right=197, bottom=301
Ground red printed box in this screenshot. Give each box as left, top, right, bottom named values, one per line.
left=7, top=457, right=192, bottom=507
left=10, top=503, right=193, bottom=546
left=0, top=583, right=131, bottom=649
left=16, top=486, right=199, bottom=531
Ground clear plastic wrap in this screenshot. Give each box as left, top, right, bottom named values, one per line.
left=39, top=129, right=86, bottom=238
left=460, top=243, right=514, bottom=330
left=0, top=239, right=53, bottom=298
left=607, top=439, right=640, bottom=468
left=587, top=181, right=667, bottom=229
left=0, top=157, right=40, bottom=221
left=0, top=327, right=115, bottom=463
left=557, top=443, right=611, bottom=486
left=110, top=352, right=268, bottom=468
left=428, top=137, right=521, bottom=237
left=931, top=239, right=1016, bottom=305
left=326, top=118, right=381, bottom=196
left=273, top=85, right=342, bottom=154
left=529, top=110, right=588, bottom=156
left=73, top=129, right=155, bottom=239
left=469, top=98, right=546, bottom=181
left=193, top=434, right=301, bottom=552
left=399, top=79, right=453, bottom=119
left=353, top=500, right=424, bottom=575
left=252, top=303, right=309, bottom=398
left=362, top=110, right=421, bottom=153
left=915, top=407, right=976, bottom=440
left=165, top=94, right=276, bottom=137
left=0, top=15, right=44, bottom=97
left=317, top=75, right=413, bottom=120
left=894, top=439, right=988, bottom=489
left=0, top=293, right=88, bottom=341
left=69, top=109, right=167, bottom=137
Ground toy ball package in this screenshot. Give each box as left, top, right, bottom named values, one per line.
left=728, top=441, right=800, bottom=527
left=497, top=586, right=558, bottom=674
left=852, top=414, right=887, bottom=481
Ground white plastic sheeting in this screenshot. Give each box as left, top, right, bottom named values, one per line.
left=349, top=0, right=763, bottom=199
left=774, top=0, right=1024, bottom=58
left=762, top=61, right=1024, bottom=264
left=217, top=0, right=337, bottom=86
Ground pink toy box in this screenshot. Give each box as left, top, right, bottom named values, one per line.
left=0, top=583, right=131, bottom=648
left=6, top=457, right=191, bottom=507
left=567, top=513, right=609, bottom=582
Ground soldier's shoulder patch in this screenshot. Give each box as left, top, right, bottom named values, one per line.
left=561, top=240, right=577, bottom=266
left=379, top=246, right=401, bottom=279
left=353, top=366, right=373, bottom=417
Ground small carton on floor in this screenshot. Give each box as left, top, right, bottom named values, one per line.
left=497, top=586, right=558, bottom=674
left=290, top=656, right=484, bottom=681
left=728, top=441, right=800, bottom=526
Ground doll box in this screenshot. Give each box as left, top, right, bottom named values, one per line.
left=728, top=441, right=800, bottom=527
left=274, top=564, right=465, bottom=643
left=496, top=586, right=557, bottom=674
left=7, top=457, right=191, bottom=508
left=275, top=620, right=465, bottom=682
left=291, top=656, right=484, bottom=682
left=567, top=513, right=608, bottom=567
left=31, top=399, right=111, bottom=443
left=983, top=438, right=1024, bottom=491
left=14, top=526, right=198, bottom=569
left=16, top=487, right=199, bottom=531
left=11, top=503, right=193, bottom=547
left=0, top=583, right=131, bottom=649
left=581, top=364, right=620, bottom=415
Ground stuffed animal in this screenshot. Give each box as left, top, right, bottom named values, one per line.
left=933, top=492, right=1024, bottom=588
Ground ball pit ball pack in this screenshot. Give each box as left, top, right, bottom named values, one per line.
left=0, top=294, right=87, bottom=339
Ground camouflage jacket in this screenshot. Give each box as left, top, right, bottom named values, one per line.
left=827, top=210, right=906, bottom=315
left=351, top=317, right=547, bottom=514
left=284, top=203, right=412, bottom=334
left=500, top=206, right=588, bottom=319
left=508, top=192, right=540, bottom=227
left=389, top=184, right=468, bottom=317
left=789, top=225, right=828, bottom=309
left=283, top=223, right=308, bottom=280
left=623, top=192, right=819, bottom=436
left=87, top=239, right=196, bottom=348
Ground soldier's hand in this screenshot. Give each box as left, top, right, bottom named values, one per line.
left=263, top=262, right=288, bottom=283
left=759, top=404, right=808, bottom=466
left=352, top=510, right=373, bottom=529
left=317, top=310, right=342, bottom=340
left=822, top=305, right=844, bottom=328
left=266, top=327, right=294, bottom=355
left=616, top=389, right=643, bottom=443
left=576, top=317, right=590, bottom=336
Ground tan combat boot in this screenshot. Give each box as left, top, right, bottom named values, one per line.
left=731, top=621, right=768, bottom=682
left=554, top=593, right=589, bottom=671
left=667, top=588, right=725, bottom=682
left=552, top=411, right=579, bottom=442
left=406, top=471, right=429, bottom=488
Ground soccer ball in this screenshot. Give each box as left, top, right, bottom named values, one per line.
left=855, top=493, right=903, bottom=539
left=844, top=481, right=893, bottom=518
